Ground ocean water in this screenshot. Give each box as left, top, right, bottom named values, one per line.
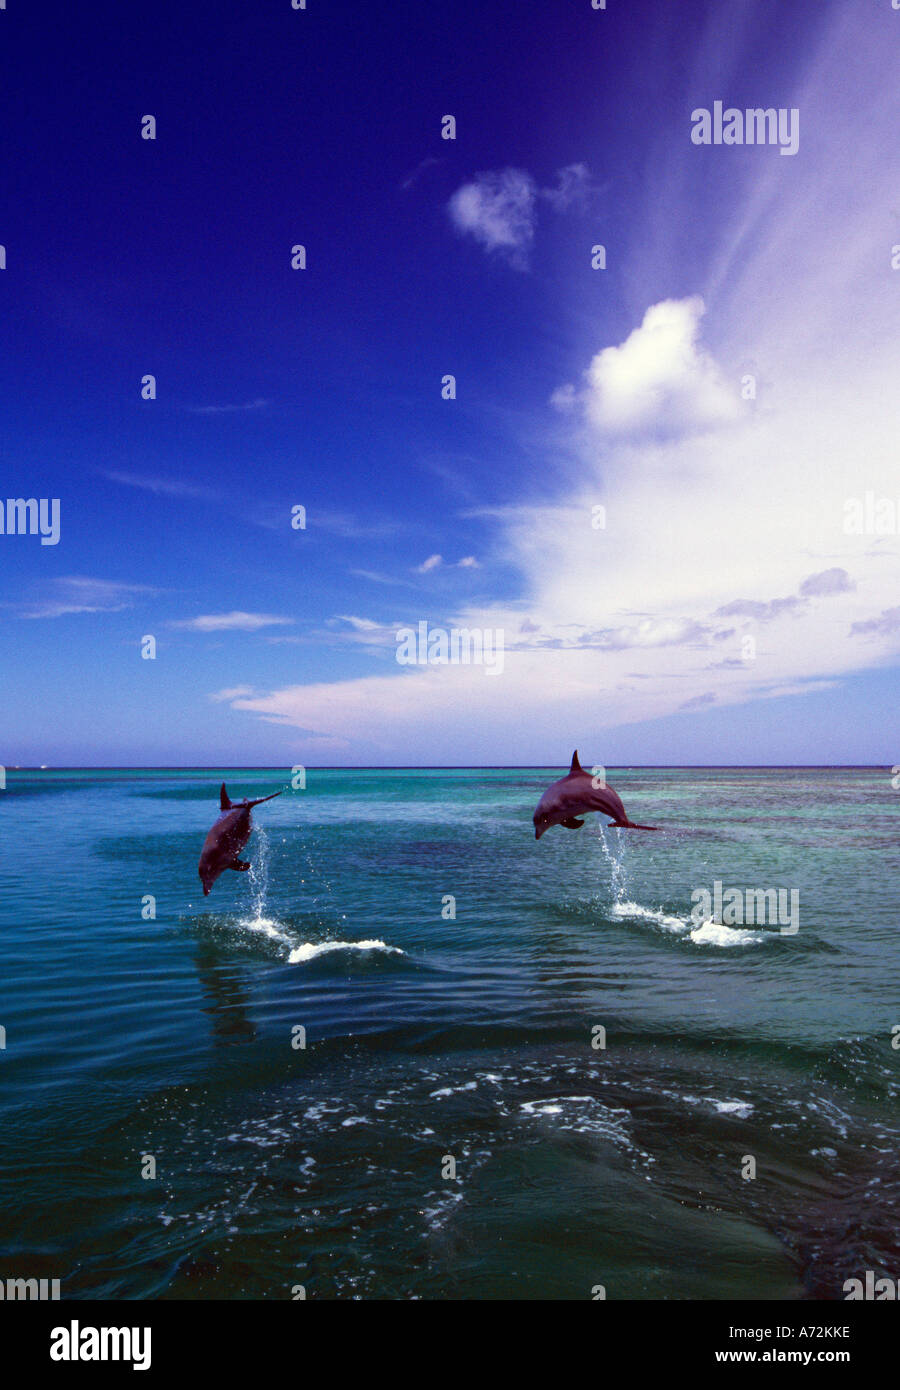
left=1, top=766, right=898, bottom=1300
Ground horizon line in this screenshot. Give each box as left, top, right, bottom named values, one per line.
left=4, top=764, right=891, bottom=772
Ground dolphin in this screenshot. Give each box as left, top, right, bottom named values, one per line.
left=533, top=752, right=657, bottom=839
left=198, top=784, right=283, bottom=895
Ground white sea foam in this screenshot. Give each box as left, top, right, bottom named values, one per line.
left=661, top=1089, right=754, bottom=1118
left=610, top=900, right=690, bottom=934
left=519, top=1095, right=635, bottom=1146
left=712, top=1099, right=754, bottom=1118
left=689, top=919, right=768, bottom=947
left=242, top=913, right=290, bottom=941
left=611, top=900, right=769, bottom=947
left=288, top=938, right=404, bottom=964
left=430, top=1081, right=478, bottom=1099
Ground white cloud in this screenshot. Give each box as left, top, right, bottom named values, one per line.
left=189, top=398, right=269, bottom=415
left=447, top=164, right=597, bottom=268
left=214, top=9, right=900, bottom=760
left=851, top=607, right=900, bottom=638
left=539, top=162, right=593, bottom=212
left=416, top=554, right=443, bottom=573
left=335, top=615, right=383, bottom=632
left=171, top=611, right=294, bottom=632
left=349, top=568, right=411, bottom=586
left=447, top=168, right=536, bottom=264
left=557, top=297, right=742, bottom=441
left=210, top=685, right=257, bottom=702
left=20, top=575, right=155, bottom=619
left=799, top=568, right=854, bottom=598
left=103, top=471, right=216, bottom=500
left=400, top=155, right=440, bottom=191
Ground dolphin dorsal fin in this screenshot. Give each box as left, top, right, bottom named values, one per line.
left=569, top=750, right=582, bottom=775
left=219, top=783, right=232, bottom=810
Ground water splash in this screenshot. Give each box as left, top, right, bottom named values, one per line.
left=596, top=825, right=628, bottom=904
left=247, top=826, right=270, bottom=923
left=236, top=824, right=405, bottom=965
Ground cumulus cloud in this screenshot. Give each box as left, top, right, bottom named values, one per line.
left=556, top=297, right=742, bottom=442
left=416, top=554, right=443, bottom=573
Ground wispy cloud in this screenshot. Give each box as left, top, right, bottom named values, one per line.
left=850, top=607, right=900, bottom=638
left=252, top=507, right=401, bottom=539
left=413, top=554, right=480, bottom=574
left=447, top=164, right=597, bottom=269
left=170, top=611, right=294, bottom=632
left=210, top=685, right=257, bottom=702
left=349, top=568, right=413, bottom=587
left=188, top=398, right=269, bottom=415
left=538, top=162, right=595, bottom=212
left=334, top=614, right=383, bottom=632
left=102, top=470, right=217, bottom=500
left=20, top=575, right=155, bottom=619
left=400, top=155, right=440, bottom=191
left=447, top=168, right=536, bottom=266
left=799, top=568, right=854, bottom=598
left=715, top=569, right=854, bottom=624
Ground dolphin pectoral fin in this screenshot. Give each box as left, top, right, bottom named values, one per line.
left=228, top=858, right=251, bottom=872
left=561, top=817, right=585, bottom=829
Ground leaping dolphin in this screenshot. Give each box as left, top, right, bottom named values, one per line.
left=533, top=752, right=657, bottom=839
left=198, top=784, right=283, bottom=895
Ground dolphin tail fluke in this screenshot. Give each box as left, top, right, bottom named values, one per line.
left=220, top=783, right=232, bottom=810
left=569, top=749, right=583, bottom=774
left=247, top=789, right=284, bottom=807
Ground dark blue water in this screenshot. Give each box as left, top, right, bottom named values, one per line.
left=1, top=767, right=898, bottom=1298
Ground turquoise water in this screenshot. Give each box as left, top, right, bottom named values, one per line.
left=1, top=767, right=898, bottom=1299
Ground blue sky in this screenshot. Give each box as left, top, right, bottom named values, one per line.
left=2, top=0, right=898, bottom=766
